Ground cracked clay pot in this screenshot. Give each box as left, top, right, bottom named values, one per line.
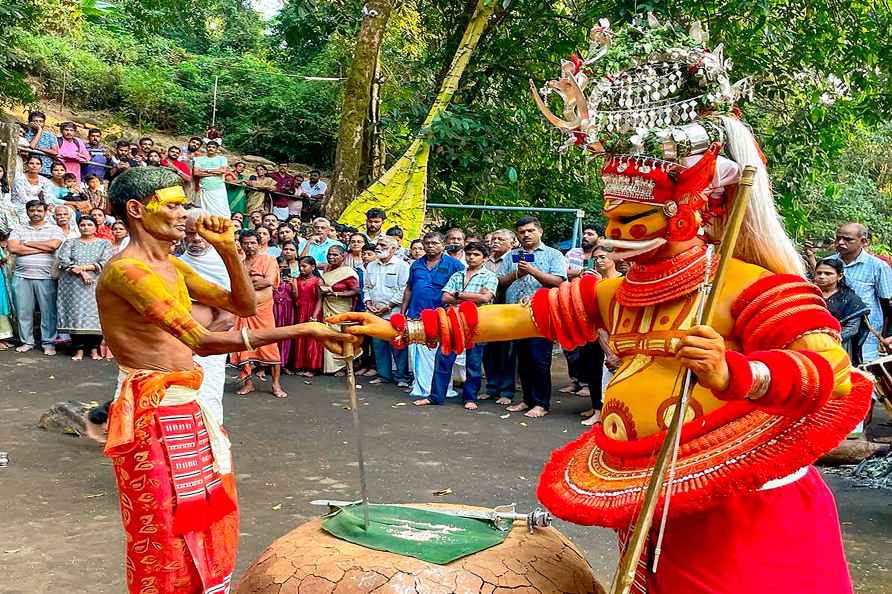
left=235, top=503, right=604, bottom=594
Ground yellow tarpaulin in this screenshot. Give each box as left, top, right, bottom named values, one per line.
left=338, top=0, right=496, bottom=241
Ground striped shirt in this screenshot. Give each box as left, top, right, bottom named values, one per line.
left=497, top=244, right=568, bottom=305
left=828, top=250, right=892, bottom=331
left=442, top=266, right=499, bottom=302
left=10, top=222, right=66, bottom=279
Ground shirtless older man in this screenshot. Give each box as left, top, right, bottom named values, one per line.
left=96, top=166, right=354, bottom=594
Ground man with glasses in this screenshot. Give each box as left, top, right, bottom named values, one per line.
left=365, top=236, right=411, bottom=387
left=828, top=222, right=892, bottom=362
left=402, top=232, right=464, bottom=399
left=483, top=229, right=517, bottom=403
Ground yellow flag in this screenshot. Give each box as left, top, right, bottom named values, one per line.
left=338, top=0, right=496, bottom=242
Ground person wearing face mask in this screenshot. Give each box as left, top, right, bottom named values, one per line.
left=364, top=236, right=410, bottom=387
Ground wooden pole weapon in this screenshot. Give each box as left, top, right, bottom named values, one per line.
left=611, top=165, right=758, bottom=594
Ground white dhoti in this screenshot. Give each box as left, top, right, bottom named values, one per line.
left=200, top=186, right=231, bottom=218
left=193, top=352, right=227, bottom=426
left=410, top=344, right=436, bottom=397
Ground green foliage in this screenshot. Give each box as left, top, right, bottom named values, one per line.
left=0, top=0, right=888, bottom=244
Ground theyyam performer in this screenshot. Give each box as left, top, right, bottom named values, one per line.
left=332, top=16, right=873, bottom=593
left=96, top=166, right=356, bottom=594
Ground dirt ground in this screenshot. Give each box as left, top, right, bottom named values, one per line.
left=0, top=351, right=890, bottom=593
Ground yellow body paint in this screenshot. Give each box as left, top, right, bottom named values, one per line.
left=103, top=257, right=208, bottom=349
left=145, top=185, right=187, bottom=214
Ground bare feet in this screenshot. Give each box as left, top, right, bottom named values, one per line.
left=15, top=344, right=33, bottom=353
left=236, top=381, right=255, bottom=396
left=580, top=408, right=595, bottom=418
left=71, top=350, right=84, bottom=361
left=524, top=406, right=548, bottom=418
left=90, top=349, right=102, bottom=360
left=282, top=368, right=295, bottom=376
left=272, top=385, right=288, bottom=398
left=0, top=340, right=10, bottom=350
left=43, top=346, right=56, bottom=356
left=369, top=378, right=385, bottom=384
left=559, top=382, right=580, bottom=393
left=477, top=394, right=491, bottom=400
left=505, top=402, right=529, bottom=413
left=495, top=396, right=513, bottom=405
left=413, top=398, right=432, bottom=406
left=581, top=410, right=601, bottom=426
left=334, top=371, right=346, bottom=377
left=256, top=371, right=267, bottom=382
left=464, top=402, right=478, bottom=410
left=363, top=369, right=378, bottom=377
left=576, top=386, right=591, bottom=398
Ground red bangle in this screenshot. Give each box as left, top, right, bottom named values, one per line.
left=569, top=278, right=596, bottom=342
left=530, top=288, right=553, bottom=340
left=437, top=307, right=452, bottom=356
left=389, top=313, right=407, bottom=349
left=712, top=351, right=753, bottom=401
left=458, top=301, right=479, bottom=348
left=546, top=287, right=574, bottom=350
left=578, top=274, right=600, bottom=324
left=447, top=306, right=465, bottom=355
left=559, top=281, right=587, bottom=348
left=420, top=309, right=439, bottom=344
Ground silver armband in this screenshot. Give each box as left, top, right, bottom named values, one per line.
left=747, top=361, right=771, bottom=400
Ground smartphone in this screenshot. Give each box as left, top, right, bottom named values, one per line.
left=511, top=252, right=535, bottom=263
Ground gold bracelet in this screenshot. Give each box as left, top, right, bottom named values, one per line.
left=406, top=319, right=427, bottom=344
left=240, top=327, right=255, bottom=351
left=746, top=361, right=771, bottom=400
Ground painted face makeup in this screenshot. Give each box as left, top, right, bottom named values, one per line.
left=602, top=201, right=669, bottom=260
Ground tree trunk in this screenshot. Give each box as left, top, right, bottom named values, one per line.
left=325, top=0, right=394, bottom=219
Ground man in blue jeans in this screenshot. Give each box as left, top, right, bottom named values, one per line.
left=364, top=236, right=411, bottom=387
left=419, top=242, right=499, bottom=410
left=8, top=201, right=66, bottom=355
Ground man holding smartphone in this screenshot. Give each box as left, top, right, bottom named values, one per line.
left=497, top=216, right=567, bottom=418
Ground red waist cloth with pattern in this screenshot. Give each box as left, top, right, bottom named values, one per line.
left=104, top=368, right=238, bottom=594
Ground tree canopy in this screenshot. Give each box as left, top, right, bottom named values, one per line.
left=2, top=0, right=890, bottom=246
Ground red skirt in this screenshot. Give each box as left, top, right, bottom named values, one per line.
left=623, top=467, right=852, bottom=594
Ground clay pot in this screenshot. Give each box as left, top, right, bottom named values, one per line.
left=236, top=503, right=605, bottom=594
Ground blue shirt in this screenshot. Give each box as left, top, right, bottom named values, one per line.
left=82, top=144, right=110, bottom=181
left=497, top=244, right=568, bottom=304
left=407, top=254, right=464, bottom=316
left=24, top=129, right=59, bottom=176
left=305, top=238, right=344, bottom=267
left=828, top=250, right=892, bottom=334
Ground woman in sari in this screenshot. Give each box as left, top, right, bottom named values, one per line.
left=56, top=217, right=113, bottom=360
left=0, top=237, right=12, bottom=349
left=273, top=242, right=299, bottom=374
left=244, top=165, right=276, bottom=214
left=110, top=220, right=130, bottom=254
left=814, top=257, right=870, bottom=365
left=321, top=245, right=359, bottom=375
left=293, top=256, right=323, bottom=376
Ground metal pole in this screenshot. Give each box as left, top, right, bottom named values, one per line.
left=211, top=75, right=219, bottom=128
left=426, top=202, right=583, bottom=215
left=572, top=209, right=584, bottom=248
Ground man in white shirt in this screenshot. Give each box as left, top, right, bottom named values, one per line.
left=179, top=211, right=234, bottom=425
left=364, top=236, right=410, bottom=387
left=297, top=169, right=327, bottom=216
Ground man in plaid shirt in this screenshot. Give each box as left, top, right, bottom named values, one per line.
left=415, top=241, right=498, bottom=410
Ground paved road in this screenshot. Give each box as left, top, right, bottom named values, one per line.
left=0, top=351, right=888, bottom=593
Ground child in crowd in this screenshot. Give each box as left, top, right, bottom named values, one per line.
left=292, top=256, right=323, bottom=377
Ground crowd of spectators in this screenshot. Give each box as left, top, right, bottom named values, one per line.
left=0, top=114, right=890, bottom=424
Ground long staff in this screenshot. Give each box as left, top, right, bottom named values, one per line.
left=340, top=325, right=370, bottom=531
left=611, top=165, right=757, bottom=594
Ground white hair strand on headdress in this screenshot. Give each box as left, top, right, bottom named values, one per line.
left=719, top=115, right=804, bottom=276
